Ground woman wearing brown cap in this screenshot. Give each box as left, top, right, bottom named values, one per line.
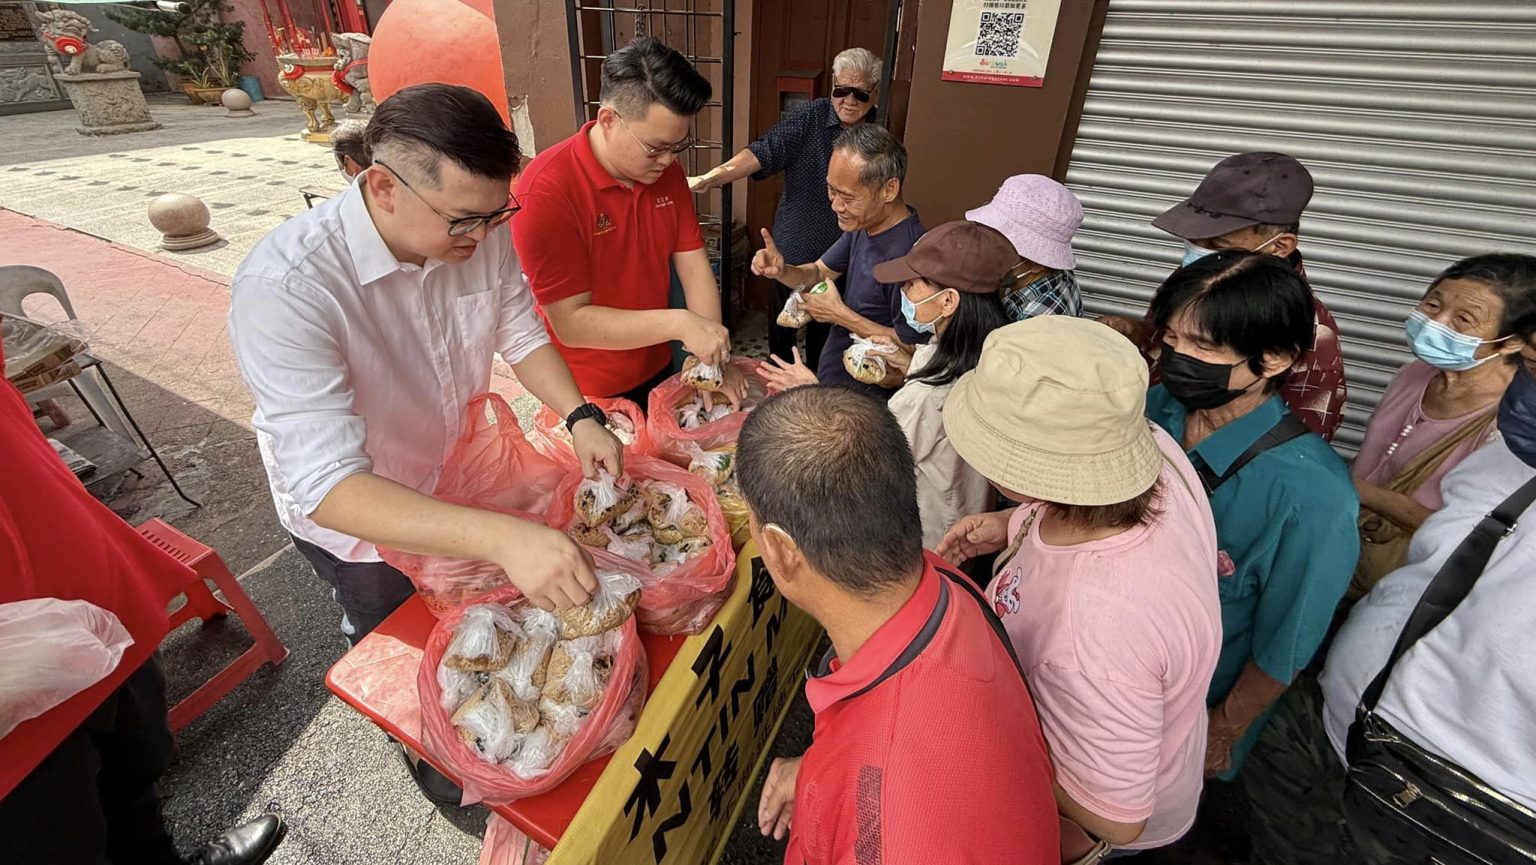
left=759, top=220, right=1012, bottom=549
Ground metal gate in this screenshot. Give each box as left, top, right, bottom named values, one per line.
left=564, top=0, right=738, bottom=327
left=1065, top=0, right=1536, bottom=450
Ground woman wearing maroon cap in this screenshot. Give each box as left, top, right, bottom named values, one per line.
left=759, top=220, right=1014, bottom=549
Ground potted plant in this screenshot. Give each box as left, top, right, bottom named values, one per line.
left=108, top=0, right=254, bottom=104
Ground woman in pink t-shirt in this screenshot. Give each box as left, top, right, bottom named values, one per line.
left=1351, top=255, right=1536, bottom=596
left=939, top=316, right=1222, bottom=861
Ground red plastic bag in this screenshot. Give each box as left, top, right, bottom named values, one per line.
left=526, top=396, right=654, bottom=468
left=479, top=816, right=549, bottom=865
left=417, top=583, right=647, bottom=805
left=544, top=455, right=737, bottom=635
left=646, top=357, right=771, bottom=467
left=379, top=394, right=567, bottom=615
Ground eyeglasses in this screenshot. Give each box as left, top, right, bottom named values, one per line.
left=617, top=115, right=694, bottom=158
left=374, top=161, right=519, bottom=237
left=831, top=85, right=872, bottom=103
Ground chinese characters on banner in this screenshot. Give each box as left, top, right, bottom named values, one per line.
left=941, top=0, right=1063, bottom=87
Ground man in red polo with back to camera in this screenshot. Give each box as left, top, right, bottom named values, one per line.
left=735, top=385, right=1059, bottom=864
left=0, top=338, right=283, bottom=864
left=514, top=36, right=746, bottom=407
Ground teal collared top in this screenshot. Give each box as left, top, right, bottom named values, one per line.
left=1146, top=387, right=1360, bottom=775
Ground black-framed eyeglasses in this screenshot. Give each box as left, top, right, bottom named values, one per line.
left=374, top=160, right=520, bottom=237
left=831, top=85, right=872, bottom=103
left=617, top=114, right=694, bottom=158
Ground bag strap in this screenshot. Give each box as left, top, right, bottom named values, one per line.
left=1359, top=474, right=1536, bottom=712
left=1193, top=412, right=1311, bottom=496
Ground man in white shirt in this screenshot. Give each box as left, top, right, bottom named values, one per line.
left=230, top=84, right=622, bottom=644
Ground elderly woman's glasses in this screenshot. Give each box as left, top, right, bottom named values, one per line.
left=374, top=161, right=519, bottom=237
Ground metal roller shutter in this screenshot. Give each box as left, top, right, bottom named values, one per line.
left=1064, top=0, right=1536, bottom=451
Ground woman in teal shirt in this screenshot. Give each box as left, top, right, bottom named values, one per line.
left=1143, top=250, right=1359, bottom=779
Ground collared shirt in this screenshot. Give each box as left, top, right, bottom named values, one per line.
left=888, top=344, right=993, bottom=550
left=746, top=98, right=868, bottom=266
left=229, top=180, right=551, bottom=562
left=1142, top=251, right=1348, bottom=442
left=1145, top=388, right=1359, bottom=775
left=1002, top=268, right=1083, bottom=322
left=0, top=338, right=191, bottom=798
left=513, top=122, right=706, bottom=397
left=1321, top=440, right=1536, bottom=810
left=790, top=555, right=1059, bottom=865
left=816, top=207, right=928, bottom=396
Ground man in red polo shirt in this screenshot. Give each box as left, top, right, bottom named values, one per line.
left=513, top=36, right=745, bottom=406
left=735, top=386, right=1059, bottom=864
left=0, top=339, right=283, bottom=863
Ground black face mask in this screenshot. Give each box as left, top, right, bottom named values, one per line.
left=1499, top=362, right=1536, bottom=470
left=1161, top=347, right=1251, bottom=411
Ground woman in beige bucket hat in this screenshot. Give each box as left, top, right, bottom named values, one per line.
left=939, top=315, right=1224, bottom=861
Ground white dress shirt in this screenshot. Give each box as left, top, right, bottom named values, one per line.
left=1321, top=437, right=1536, bottom=809
left=229, top=180, right=550, bottom=562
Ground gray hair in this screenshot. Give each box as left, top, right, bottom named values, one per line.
left=832, top=47, right=882, bottom=87
left=331, top=120, right=370, bottom=167
left=833, top=123, right=906, bottom=190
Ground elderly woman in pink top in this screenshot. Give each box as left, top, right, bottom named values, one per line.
left=1350, top=254, right=1536, bottom=596
left=937, top=316, right=1222, bottom=863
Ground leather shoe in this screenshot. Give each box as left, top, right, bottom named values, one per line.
left=395, top=740, right=464, bottom=807
left=187, top=814, right=286, bottom=865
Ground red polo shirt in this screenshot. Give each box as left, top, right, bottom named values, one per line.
left=787, top=554, right=1060, bottom=865
left=513, top=122, right=706, bottom=397
left=0, top=339, right=190, bottom=798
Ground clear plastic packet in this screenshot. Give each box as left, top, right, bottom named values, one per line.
left=603, top=526, right=654, bottom=564
left=505, top=724, right=559, bottom=779
left=776, top=290, right=811, bottom=328
left=438, top=665, right=487, bottom=713
left=542, top=631, right=617, bottom=709
left=451, top=679, right=524, bottom=764
left=574, top=469, right=637, bottom=527
left=495, top=609, right=559, bottom=703
left=676, top=395, right=707, bottom=430
left=681, top=358, right=725, bottom=392
left=554, top=569, right=642, bottom=638
left=684, top=443, right=736, bottom=486
left=843, top=335, right=897, bottom=384
left=644, top=481, right=710, bottom=541
left=443, top=605, right=523, bottom=672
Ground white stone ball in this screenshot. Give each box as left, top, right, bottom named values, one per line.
left=147, top=193, right=211, bottom=236
left=222, top=88, right=253, bottom=112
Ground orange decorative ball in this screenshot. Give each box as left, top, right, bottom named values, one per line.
left=368, top=0, right=508, bottom=123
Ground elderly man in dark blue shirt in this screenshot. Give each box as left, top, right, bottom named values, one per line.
left=690, top=47, right=883, bottom=367
left=750, top=124, right=927, bottom=399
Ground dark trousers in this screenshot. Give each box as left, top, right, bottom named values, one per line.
left=0, top=657, right=180, bottom=865
left=768, top=282, right=831, bottom=370
left=292, top=534, right=416, bottom=646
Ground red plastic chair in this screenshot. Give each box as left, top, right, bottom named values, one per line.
left=137, top=519, right=289, bottom=731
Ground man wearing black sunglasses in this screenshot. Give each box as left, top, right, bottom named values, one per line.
left=231, top=84, right=620, bottom=652
left=690, top=47, right=883, bottom=368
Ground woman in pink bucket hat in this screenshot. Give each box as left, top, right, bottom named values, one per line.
left=967, top=174, right=1085, bottom=322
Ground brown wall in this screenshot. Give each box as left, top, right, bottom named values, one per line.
left=493, top=0, right=579, bottom=152
left=899, top=0, right=1105, bottom=225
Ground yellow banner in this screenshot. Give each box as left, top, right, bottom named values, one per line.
left=548, top=542, right=822, bottom=864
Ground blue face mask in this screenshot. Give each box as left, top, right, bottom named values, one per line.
left=900, top=289, right=949, bottom=334
left=1405, top=310, right=1509, bottom=371
left=1181, top=242, right=1217, bottom=267
left=1499, top=362, right=1536, bottom=470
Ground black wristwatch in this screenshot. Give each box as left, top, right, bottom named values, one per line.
left=565, top=402, right=608, bottom=433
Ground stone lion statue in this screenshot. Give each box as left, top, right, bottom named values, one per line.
left=35, top=9, right=131, bottom=76
left=333, top=32, right=374, bottom=114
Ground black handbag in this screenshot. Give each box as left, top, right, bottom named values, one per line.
left=1342, top=475, right=1536, bottom=865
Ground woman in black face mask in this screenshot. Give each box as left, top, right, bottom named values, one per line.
left=1143, top=250, right=1361, bottom=782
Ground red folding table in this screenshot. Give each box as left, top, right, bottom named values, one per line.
left=324, top=595, right=686, bottom=850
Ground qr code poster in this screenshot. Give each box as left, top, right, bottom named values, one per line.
left=941, top=0, right=1062, bottom=87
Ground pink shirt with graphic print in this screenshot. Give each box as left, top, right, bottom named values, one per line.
left=986, top=427, right=1223, bottom=849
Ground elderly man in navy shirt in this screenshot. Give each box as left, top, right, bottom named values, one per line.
left=690, top=47, right=883, bottom=368
left=751, top=123, right=926, bottom=397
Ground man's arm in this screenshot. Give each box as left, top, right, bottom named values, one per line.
left=541, top=295, right=728, bottom=366
left=688, top=147, right=763, bottom=192
left=800, top=280, right=898, bottom=343
left=1206, top=661, right=1289, bottom=776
